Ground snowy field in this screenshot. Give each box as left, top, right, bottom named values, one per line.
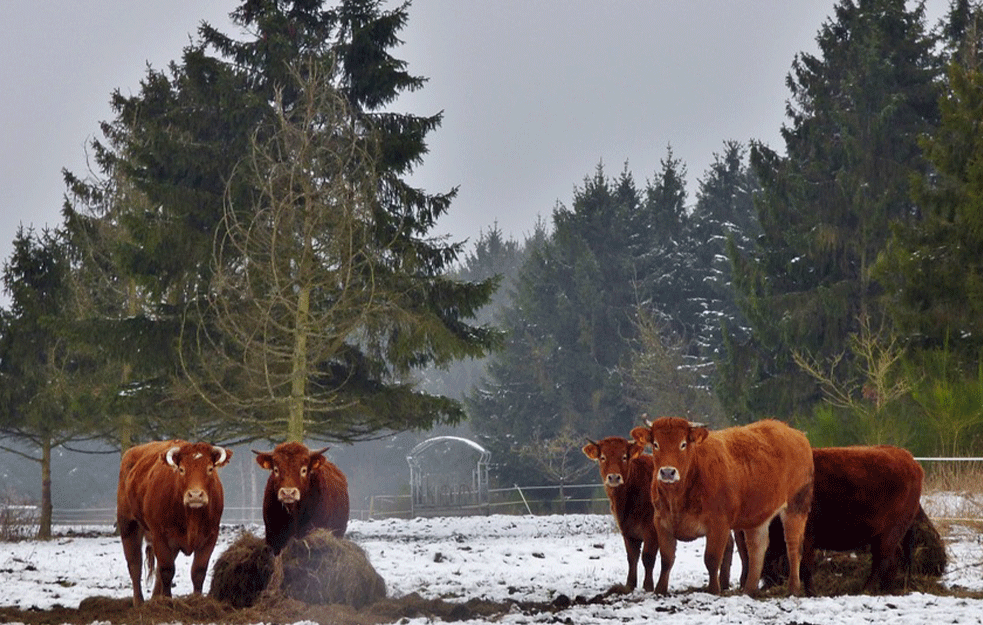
left=2, top=511, right=983, bottom=624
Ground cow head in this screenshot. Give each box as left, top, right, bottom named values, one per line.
left=253, top=441, right=330, bottom=513
left=582, top=437, right=644, bottom=488
left=631, top=417, right=708, bottom=486
left=162, top=442, right=233, bottom=509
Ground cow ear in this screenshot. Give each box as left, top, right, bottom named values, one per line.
left=630, top=426, right=652, bottom=445
left=628, top=442, right=644, bottom=458
left=254, top=451, right=274, bottom=471
left=212, top=446, right=233, bottom=467
left=582, top=443, right=600, bottom=460
left=688, top=426, right=710, bottom=444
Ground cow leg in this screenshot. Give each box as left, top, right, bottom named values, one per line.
left=800, top=533, right=817, bottom=596
left=779, top=510, right=808, bottom=596
left=640, top=537, right=657, bottom=592
left=622, top=535, right=641, bottom=590
left=865, top=530, right=902, bottom=594
left=119, top=519, right=145, bottom=606
left=704, top=527, right=731, bottom=594
left=654, top=530, right=677, bottom=595
left=191, top=537, right=219, bottom=595
left=719, top=532, right=735, bottom=591
left=734, top=529, right=749, bottom=588
left=739, top=524, right=770, bottom=595
left=151, top=542, right=177, bottom=599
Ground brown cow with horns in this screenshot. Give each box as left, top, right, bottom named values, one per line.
left=254, top=441, right=350, bottom=554
left=116, top=440, right=233, bottom=606
left=631, top=417, right=814, bottom=595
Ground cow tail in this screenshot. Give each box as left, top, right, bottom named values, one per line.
left=144, top=543, right=155, bottom=584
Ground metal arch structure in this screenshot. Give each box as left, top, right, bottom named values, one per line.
left=406, top=436, right=491, bottom=516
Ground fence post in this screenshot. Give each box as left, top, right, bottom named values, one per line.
left=514, top=484, right=533, bottom=515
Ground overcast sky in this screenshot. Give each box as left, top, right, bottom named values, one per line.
left=0, top=1, right=950, bottom=301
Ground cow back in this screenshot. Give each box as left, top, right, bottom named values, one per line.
left=688, top=420, right=813, bottom=530
left=809, top=445, right=923, bottom=550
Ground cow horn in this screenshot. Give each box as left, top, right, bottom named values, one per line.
left=641, top=413, right=652, bottom=427
left=251, top=449, right=271, bottom=456
left=688, top=421, right=706, bottom=429
left=312, top=446, right=330, bottom=456
left=584, top=437, right=598, bottom=447
left=165, top=446, right=181, bottom=467
left=213, top=446, right=227, bottom=465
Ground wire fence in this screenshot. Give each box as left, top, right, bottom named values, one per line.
left=15, top=457, right=983, bottom=528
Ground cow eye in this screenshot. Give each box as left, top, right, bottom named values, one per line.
left=300, top=466, right=308, bottom=477
left=652, top=442, right=659, bottom=451
left=599, top=455, right=605, bottom=462
left=273, top=467, right=279, bottom=477
left=622, top=453, right=628, bottom=461
left=680, top=441, right=687, bottom=450
left=179, top=466, right=186, bottom=475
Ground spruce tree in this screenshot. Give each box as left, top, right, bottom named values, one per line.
left=725, top=0, right=941, bottom=422
left=63, top=0, right=498, bottom=444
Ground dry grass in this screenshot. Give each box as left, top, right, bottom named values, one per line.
left=923, top=462, right=983, bottom=497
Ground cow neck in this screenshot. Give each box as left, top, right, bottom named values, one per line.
left=610, top=461, right=645, bottom=525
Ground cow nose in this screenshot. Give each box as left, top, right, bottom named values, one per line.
left=604, top=473, right=624, bottom=487
left=184, top=489, right=209, bottom=508
left=658, top=467, right=679, bottom=484
left=278, top=487, right=301, bottom=504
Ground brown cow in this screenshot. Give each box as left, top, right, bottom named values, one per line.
left=253, top=441, right=349, bottom=554
left=752, top=445, right=924, bottom=595
left=582, top=437, right=659, bottom=591
left=116, top=440, right=232, bottom=606
left=631, top=417, right=813, bottom=595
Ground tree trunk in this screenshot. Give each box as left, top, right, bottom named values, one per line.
left=38, top=436, right=53, bottom=540
left=288, top=281, right=311, bottom=442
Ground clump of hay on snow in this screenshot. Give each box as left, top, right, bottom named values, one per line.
left=209, top=530, right=275, bottom=608
left=276, top=528, right=387, bottom=608
left=209, top=528, right=386, bottom=609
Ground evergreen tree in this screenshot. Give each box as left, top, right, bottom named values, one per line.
left=469, top=164, right=677, bottom=486
left=63, top=0, right=498, bottom=444
left=687, top=141, right=761, bottom=365
left=876, top=2, right=983, bottom=359
left=725, top=0, right=941, bottom=422
left=0, top=228, right=107, bottom=538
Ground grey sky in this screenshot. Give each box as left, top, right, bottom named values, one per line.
left=0, top=1, right=949, bottom=299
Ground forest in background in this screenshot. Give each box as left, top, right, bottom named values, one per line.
left=5, top=0, right=983, bottom=534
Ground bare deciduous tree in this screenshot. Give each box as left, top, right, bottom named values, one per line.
left=183, top=59, right=400, bottom=442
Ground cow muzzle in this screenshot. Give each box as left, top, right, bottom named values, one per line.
left=604, top=473, right=624, bottom=487
left=278, top=487, right=301, bottom=505
left=184, top=489, right=209, bottom=508
left=658, top=467, right=680, bottom=484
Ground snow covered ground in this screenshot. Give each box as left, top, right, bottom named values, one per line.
left=2, top=511, right=982, bottom=624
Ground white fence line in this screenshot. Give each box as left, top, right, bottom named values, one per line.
left=33, top=457, right=983, bottom=526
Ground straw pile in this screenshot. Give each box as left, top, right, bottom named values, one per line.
left=209, top=528, right=386, bottom=610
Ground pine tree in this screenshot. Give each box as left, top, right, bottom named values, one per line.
left=63, top=0, right=498, bottom=444
left=876, top=3, right=983, bottom=358
left=0, top=228, right=108, bottom=538
left=725, top=0, right=941, bottom=422
left=468, top=164, right=672, bottom=485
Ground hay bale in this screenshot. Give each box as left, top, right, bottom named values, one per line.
left=908, top=505, right=947, bottom=578
left=209, top=530, right=275, bottom=608
left=277, top=529, right=387, bottom=608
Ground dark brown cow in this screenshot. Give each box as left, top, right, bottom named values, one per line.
left=753, top=445, right=924, bottom=595
left=116, top=440, right=232, bottom=606
left=582, top=437, right=659, bottom=591
left=631, top=417, right=814, bottom=595
left=254, top=441, right=350, bottom=554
